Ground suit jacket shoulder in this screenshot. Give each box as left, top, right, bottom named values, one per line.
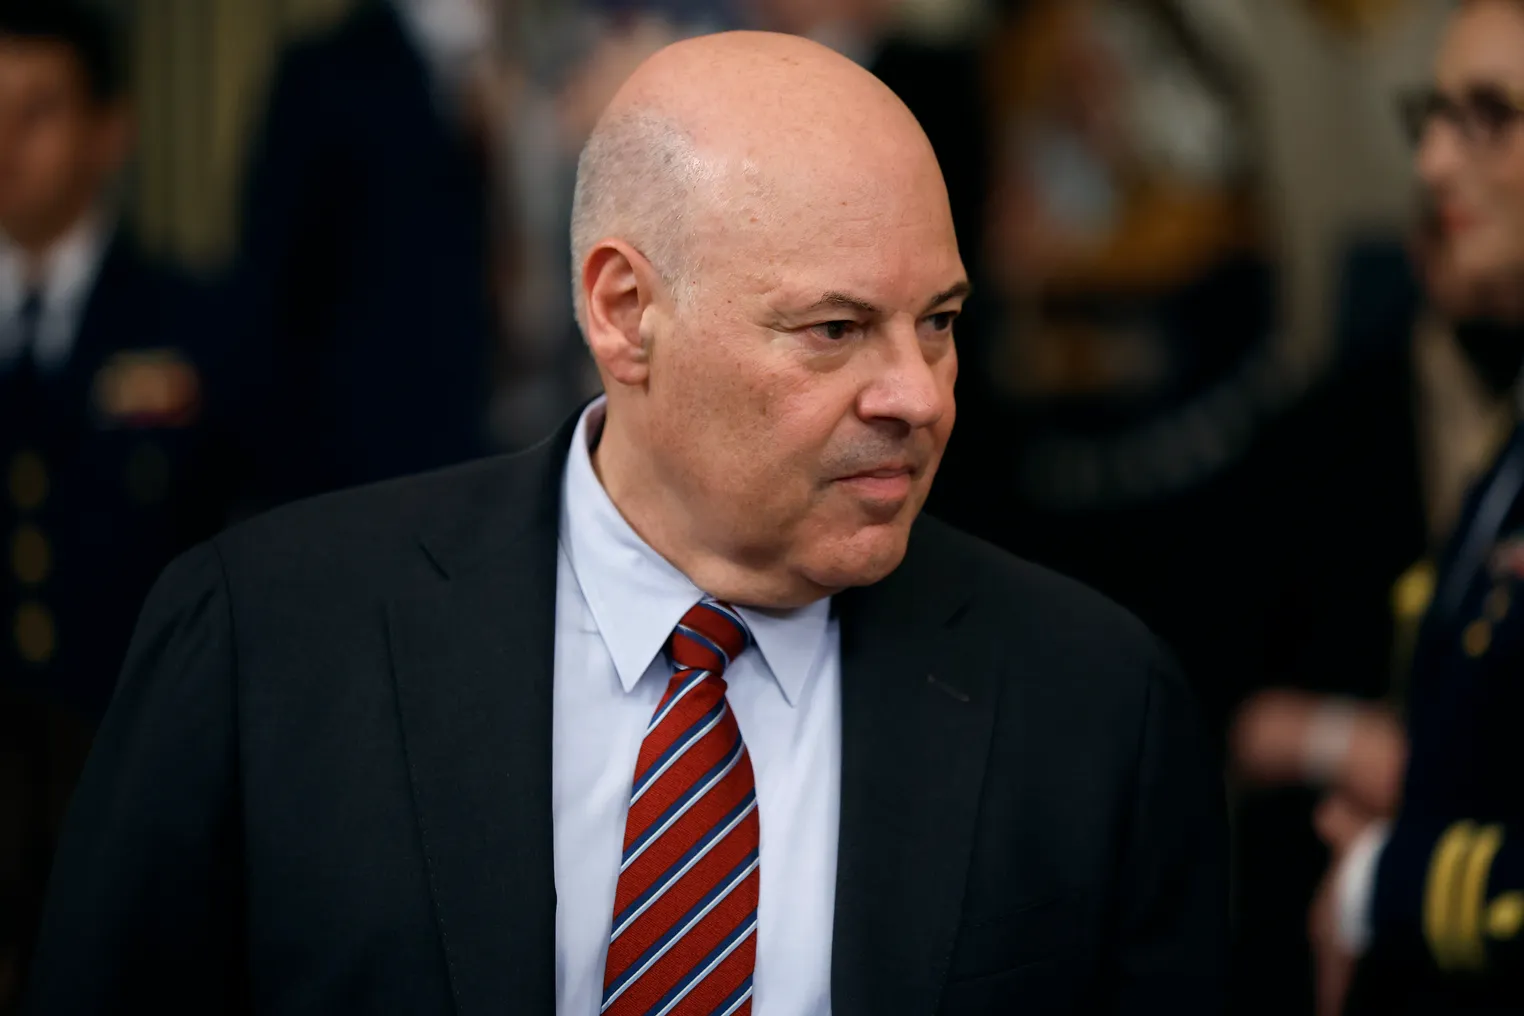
left=212, top=442, right=554, bottom=596
left=896, top=513, right=1166, bottom=685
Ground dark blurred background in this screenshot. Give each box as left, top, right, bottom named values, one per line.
left=0, top=0, right=1496, bottom=1013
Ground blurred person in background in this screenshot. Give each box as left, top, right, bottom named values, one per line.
left=1280, top=1, right=1524, bottom=1011
left=0, top=0, right=223, bottom=1009
left=1231, top=206, right=1524, bottom=1016
left=940, top=3, right=1437, bottom=1011
left=229, top=0, right=503, bottom=506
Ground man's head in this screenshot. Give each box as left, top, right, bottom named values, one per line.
left=0, top=0, right=130, bottom=253
left=572, top=31, right=965, bottom=610
left=1412, top=0, right=1524, bottom=295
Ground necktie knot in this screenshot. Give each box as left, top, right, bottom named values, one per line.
left=669, top=599, right=750, bottom=678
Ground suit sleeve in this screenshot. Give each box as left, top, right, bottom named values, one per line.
left=1103, top=645, right=1231, bottom=1014
left=1366, top=813, right=1524, bottom=988
left=25, top=543, right=245, bottom=1014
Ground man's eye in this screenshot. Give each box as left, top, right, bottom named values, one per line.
left=813, top=321, right=857, bottom=342
left=928, top=311, right=958, bottom=332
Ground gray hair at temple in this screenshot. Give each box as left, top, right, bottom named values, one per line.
left=569, top=110, right=706, bottom=335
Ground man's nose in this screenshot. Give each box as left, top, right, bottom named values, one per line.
left=856, top=326, right=949, bottom=431
left=1417, top=120, right=1468, bottom=192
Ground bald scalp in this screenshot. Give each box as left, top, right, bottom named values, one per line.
left=569, top=30, right=945, bottom=336
left=570, top=110, right=704, bottom=330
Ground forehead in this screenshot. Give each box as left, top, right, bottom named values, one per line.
left=696, top=146, right=964, bottom=306
left=1438, top=2, right=1524, bottom=86
left=0, top=37, right=88, bottom=98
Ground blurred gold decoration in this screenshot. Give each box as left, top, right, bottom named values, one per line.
left=1463, top=618, right=1492, bottom=658
left=1302, top=0, right=1411, bottom=37
left=1393, top=560, right=1437, bottom=622
left=1489, top=892, right=1524, bottom=940
left=92, top=350, right=201, bottom=428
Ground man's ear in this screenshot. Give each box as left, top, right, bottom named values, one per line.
left=581, top=239, right=666, bottom=386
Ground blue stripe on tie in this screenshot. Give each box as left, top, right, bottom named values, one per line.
left=676, top=624, right=730, bottom=669
left=648, top=668, right=710, bottom=733
left=621, top=738, right=744, bottom=870
left=631, top=698, right=728, bottom=804
left=697, top=600, right=749, bottom=643
left=648, top=909, right=759, bottom=1016
left=611, top=789, right=758, bottom=939
left=601, top=850, right=760, bottom=1011
left=714, top=975, right=754, bottom=1016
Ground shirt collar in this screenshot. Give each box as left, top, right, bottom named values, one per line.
left=559, top=397, right=830, bottom=705
left=0, top=211, right=111, bottom=317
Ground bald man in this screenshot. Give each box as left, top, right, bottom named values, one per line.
left=26, top=32, right=1226, bottom=1016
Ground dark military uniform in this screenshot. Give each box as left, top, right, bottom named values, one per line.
left=1, top=232, right=220, bottom=715
left=0, top=230, right=223, bottom=1009
left=1350, top=413, right=1524, bottom=1013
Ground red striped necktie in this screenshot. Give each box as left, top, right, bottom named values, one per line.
left=601, top=599, right=759, bottom=1016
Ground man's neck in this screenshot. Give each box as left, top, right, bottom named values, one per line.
left=590, top=408, right=837, bottom=610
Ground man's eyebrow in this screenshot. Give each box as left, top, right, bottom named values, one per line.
left=794, top=282, right=972, bottom=319
left=799, top=292, right=882, bottom=317
left=921, top=281, right=972, bottom=315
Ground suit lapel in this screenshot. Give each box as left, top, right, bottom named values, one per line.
left=386, top=421, right=575, bottom=1015
left=831, top=521, right=997, bottom=1016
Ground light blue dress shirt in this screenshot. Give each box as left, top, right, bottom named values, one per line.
left=553, top=398, right=840, bottom=1015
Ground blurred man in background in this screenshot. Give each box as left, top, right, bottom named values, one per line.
left=230, top=0, right=501, bottom=506
left=0, top=1, right=222, bottom=1010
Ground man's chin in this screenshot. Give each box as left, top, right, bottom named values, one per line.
left=801, top=525, right=913, bottom=591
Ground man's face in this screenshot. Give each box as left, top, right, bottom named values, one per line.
left=1417, top=1, right=1524, bottom=288
left=0, top=38, right=121, bottom=246
left=641, top=148, right=965, bottom=594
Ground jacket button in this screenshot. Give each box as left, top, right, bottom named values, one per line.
left=13, top=601, right=56, bottom=665
left=11, top=525, right=51, bottom=585
left=8, top=450, right=48, bottom=511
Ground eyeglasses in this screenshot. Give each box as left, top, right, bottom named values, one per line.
left=1399, top=84, right=1524, bottom=149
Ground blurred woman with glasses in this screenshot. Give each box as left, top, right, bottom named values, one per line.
left=1304, top=2, right=1524, bottom=1013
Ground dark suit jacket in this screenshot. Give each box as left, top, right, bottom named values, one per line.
left=228, top=0, right=493, bottom=505
left=26, top=415, right=1227, bottom=1014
